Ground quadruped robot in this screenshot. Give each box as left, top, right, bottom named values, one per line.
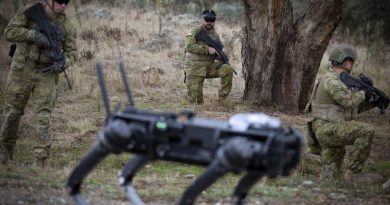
left=67, top=62, right=304, bottom=205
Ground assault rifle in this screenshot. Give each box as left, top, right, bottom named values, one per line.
left=24, top=3, right=72, bottom=90
left=67, top=62, right=303, bottom=205
left=195, top=28, right=237, bottom=75
left=340, top=72, right=389, bottom=114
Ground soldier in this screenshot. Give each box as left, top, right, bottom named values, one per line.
left=184, top=10, right=234, bottom=106
left=0, top=0, right=77, bottom=167
left=304, top=44, right=378, bottom=180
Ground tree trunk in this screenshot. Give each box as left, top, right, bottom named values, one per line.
left=242, top=0, right=343, bottom=114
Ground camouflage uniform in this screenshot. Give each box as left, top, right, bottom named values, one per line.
left=305, top=68, right=375, bottom=178
left=184, top=26, right=234, bottom=104
left=0, top=3, right=77, bottom=164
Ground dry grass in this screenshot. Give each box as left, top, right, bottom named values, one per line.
left=63, top=4, right=245, bottom=107
left=0, top=3, right=389, bottom=205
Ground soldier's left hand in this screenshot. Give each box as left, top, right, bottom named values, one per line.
left=34, top=32, right=50, bottom=48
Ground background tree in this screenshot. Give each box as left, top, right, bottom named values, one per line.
left=241, top=0, right=344, bottom=114
left=339, top=0, right=390, bottom=44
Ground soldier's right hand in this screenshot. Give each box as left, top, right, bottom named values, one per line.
left=34, top=32, right=50, bottom=49
left=208, top=47, right=217, bottom=55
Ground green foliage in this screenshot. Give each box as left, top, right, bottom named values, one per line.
left=369, top=160, right=390, bottom=178
left=290, top=0, right=389, bottom=45
left=370, top=21, right=385, bottom=64
left=338, top=0, right=390, bottom=44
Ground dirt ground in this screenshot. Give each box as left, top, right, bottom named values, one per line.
left=0, top=94, right=389, bottom=205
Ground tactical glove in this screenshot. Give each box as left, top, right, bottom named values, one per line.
left=50, top=63, right=66, bottom=73
left=35, top=32, right=50, bottom=48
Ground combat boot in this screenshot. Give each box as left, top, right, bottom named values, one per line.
left=0, top=145, right=14, bottom=165
left=301, top=152, right=321, bottom=176
left=320, top=162, right=338, bottom=180
left=186, top=96, right=203, bottom=105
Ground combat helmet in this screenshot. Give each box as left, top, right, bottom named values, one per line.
left=329, top=44, right=357, bottom=64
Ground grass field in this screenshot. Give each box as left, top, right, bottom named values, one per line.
left=0, top=3, right=389, bottom=205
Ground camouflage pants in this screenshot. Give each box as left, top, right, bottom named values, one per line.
left=0, top=59, right=58, bottom=160
left=312, top=118, right=374, bottom=176
left=186, top=62, right=233, bottom=104
left=300, top=124, right=321, bottom=175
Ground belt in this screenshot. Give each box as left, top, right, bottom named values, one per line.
left=36, top=63, right=53, bottom=69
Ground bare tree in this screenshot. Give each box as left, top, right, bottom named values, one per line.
left=242, top=0, right=343, bottom=114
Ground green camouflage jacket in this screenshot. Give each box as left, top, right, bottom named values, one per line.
left=4, top=3, right=77, bottom=67
left=184, top=26, right=221, bottom=76
left=309, top=69, right=367, bottom=121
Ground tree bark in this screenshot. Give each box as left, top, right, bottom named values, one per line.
left=242, top=0, right=343, bottom=114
